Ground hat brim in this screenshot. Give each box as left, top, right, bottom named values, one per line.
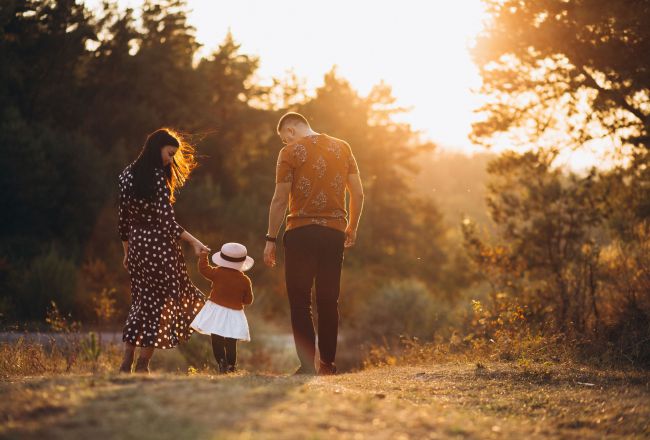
left=211, top=252, right=254, bottom=271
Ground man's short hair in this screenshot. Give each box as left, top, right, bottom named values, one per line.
left=277, top=112, right=310, bottom=134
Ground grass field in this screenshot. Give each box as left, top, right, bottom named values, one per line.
left=1, top=361, right=648, bottom=439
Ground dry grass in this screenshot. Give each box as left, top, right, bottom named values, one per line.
left=0, top=335, right=123, bottom=378
left=0, top=361, right=648, bottom=439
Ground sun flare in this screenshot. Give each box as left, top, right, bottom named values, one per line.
left=86, top=0, right=488, bottom=151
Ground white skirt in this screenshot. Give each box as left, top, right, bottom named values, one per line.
left=190, top=300, right=250, bottom=341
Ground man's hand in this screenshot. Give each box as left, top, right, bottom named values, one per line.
left=264, top=241, right=277, bottom=267
left=345, top=173, right=364, bottom=249
left=344, top=226, right=357, bottom=248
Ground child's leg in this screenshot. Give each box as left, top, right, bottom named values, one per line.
left=225, top=337, right=237, bottom=368
left=210, top=334, right=227, bottom=370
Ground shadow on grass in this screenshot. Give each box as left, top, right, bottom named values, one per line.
left=1, top=372, right=314, bottom=440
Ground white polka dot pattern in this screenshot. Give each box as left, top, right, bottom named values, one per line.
left=118, top=164, right=205, bottom=349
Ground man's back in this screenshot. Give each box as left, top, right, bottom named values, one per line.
left=275, top=133, right=359, bottom=232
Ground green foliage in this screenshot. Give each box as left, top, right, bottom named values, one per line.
left=463, top=151, right=603, bottom=333
left=81, top=331, right=101, bottom=373
left=15, top=250, right=78, bottom=320
left=354, top=279, right=447, bottom=345
left=462, top=150, right=650, bottom=365
left=465, top=0, right=650, bottom=366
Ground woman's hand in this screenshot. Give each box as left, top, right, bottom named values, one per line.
left=191, top=239, right=210, bottom=256
left=179, top=231, right=210, bottom=256
left=122, top=241, right=129, bottom=271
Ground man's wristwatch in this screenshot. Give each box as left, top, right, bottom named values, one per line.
left=265, top=234, right=277, bottom=242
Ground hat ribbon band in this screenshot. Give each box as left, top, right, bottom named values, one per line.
left=221, top=253, right=246, bottom=263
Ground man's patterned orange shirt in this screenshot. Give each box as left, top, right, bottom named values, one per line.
left=275, top=133, right=359, bottom=233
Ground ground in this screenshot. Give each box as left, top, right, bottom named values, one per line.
left=1, top=362, right=648, bottom=439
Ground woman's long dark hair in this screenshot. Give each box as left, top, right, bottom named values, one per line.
left=131, top=128, right=197, bottom=203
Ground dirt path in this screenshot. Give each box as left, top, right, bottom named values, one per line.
left=1, top=362, right=648, bottom=439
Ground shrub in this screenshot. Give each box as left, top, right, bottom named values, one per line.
left=354, top=279, right=443, bottom=346
left=16, top=249, right=77, bottom=320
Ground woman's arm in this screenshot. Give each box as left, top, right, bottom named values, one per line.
left=180, top=230, right=210, bottom=256
left=122, top=241, right=129, bottom=270
left=118, top=177, right=130, bottom=270
left=118, top=185, right=130, bottom=242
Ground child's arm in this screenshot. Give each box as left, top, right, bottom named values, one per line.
left=242, top=278, right=254, bottom=306
left=198, top=251, right=218, bottom=279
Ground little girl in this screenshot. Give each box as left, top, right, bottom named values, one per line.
left=191, top=242, right=254, bottom=373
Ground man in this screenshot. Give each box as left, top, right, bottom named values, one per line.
left=264, top=112, right=364, bottom=375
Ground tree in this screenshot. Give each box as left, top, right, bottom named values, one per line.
left=464, top=150, right=602, bottom=334
left=472, top=0, right=650, bottom=157
left=0, top=0, right=96, bottom=126
left=466, top=0, right=650, bottom=363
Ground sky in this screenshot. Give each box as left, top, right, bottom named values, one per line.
left=83, top=0, right=607, bottom=170
left=86, top=0, right=487, bottom=152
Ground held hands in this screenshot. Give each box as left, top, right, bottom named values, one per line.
left=191, top=239, right=210, bottom=257
left=264, top=241, right=276, bottom=267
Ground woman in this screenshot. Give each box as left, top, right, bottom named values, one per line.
left=118, top=128, right=209, bottom=373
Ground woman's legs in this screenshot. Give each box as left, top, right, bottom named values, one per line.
left=119, top=342, right=136, bottom=373
left=134, top=346, right=154, bottom=373
left=139, top=347, right=154, bottom=360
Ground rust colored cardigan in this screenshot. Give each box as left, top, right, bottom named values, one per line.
left=198, top=254, right=253, bottom=310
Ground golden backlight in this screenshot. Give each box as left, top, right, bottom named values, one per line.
left=85, top=0, right=604, bottom=169
left=190, top=0, right=486, bottom=151
left=87, top=0, right=487, bottom=149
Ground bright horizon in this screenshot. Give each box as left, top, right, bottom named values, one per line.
left=85, top=0, right=486, bottom=149
left=190, top=0, right=487, bottom=153
left=84, top=0, right=604, bottom=170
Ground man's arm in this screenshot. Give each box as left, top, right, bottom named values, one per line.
left=264, top=182, right=291, bottom=267
left=345, top=173, right=364, bottom=248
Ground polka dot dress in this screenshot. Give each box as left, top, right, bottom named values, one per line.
left=118, top=164, right=205, bottom=349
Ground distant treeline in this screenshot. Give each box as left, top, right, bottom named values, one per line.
left=1, top=0, right=648, bottom=366
left=0, top=0, right=466, bottom=327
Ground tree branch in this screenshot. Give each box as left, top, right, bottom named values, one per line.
left=579, top=67, right=648, bottom=127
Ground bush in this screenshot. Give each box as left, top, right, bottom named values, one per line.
left=354, top=279, right=443, bottom=346
left=15, top=249, right=77, bottom=320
